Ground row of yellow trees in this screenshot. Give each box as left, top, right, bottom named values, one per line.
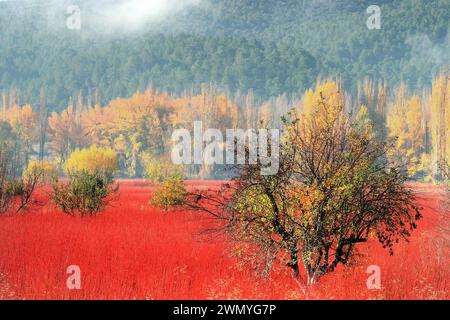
left=0, top=73, right=449, bottom=180
left=384, top=73, right=450, bottom=179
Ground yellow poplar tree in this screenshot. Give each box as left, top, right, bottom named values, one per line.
left=64, top=146, right=119, bottom=180
left=428, top=72, right=450, bottom=178
left=386, top=85, right=426, bottom=178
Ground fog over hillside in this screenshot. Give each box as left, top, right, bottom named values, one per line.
left=0, top=0, right=448, bottom=109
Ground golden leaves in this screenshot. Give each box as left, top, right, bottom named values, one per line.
left=64, top=146, right=118, bottom=178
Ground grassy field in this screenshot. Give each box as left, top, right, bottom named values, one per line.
left=0, top=181, right=448, bottom=300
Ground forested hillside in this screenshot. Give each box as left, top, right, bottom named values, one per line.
left=0, top=0, right=449, bottom=110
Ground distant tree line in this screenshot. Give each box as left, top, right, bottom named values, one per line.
left=0, top=72, right=449, bottom=181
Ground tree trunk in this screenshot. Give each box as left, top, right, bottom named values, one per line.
left=307, top=273, right=317, bottom=285
left=287, top=242, right=300, bottom=279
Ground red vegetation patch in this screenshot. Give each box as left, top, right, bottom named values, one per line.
left=0, top=182, right=448, bottom=300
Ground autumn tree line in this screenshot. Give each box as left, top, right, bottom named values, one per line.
left=0, top=71, right=449, bottom=181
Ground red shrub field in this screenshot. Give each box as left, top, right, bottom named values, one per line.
left=0, top=181, right=448, bottom=300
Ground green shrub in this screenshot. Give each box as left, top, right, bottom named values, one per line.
left=0, top=180, right=24, bottom=213
left=150, top=177, right=187, bottom=212
left=52, top=171, right=119, bottom=216
left=4, top=180, right=25, bottom=197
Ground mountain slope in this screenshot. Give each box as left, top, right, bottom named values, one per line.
left=0, top=0, right=448, bottom=110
